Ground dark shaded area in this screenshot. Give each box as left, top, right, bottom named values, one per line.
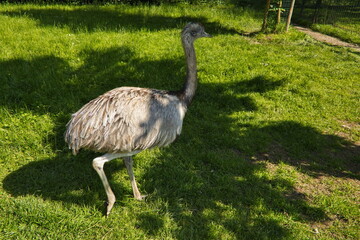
left=246, top=122, right=360, bottom=180
left=136, top=212, right=164, bottom=235
left=1, top=0, right=231, bottom=5
left=0, top=7, right=239, bottom=35
left=0, top=0, right=265, bottom=6
left=293, top=0, right=360, bottom=25
left=138, top=119, right=359, bottom=238
left=0, top=47, right=137, bottom=116
left=141, top=154, right=325, bottom=238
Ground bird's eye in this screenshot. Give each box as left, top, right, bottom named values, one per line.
left=191, top=31, right=197, bottom=36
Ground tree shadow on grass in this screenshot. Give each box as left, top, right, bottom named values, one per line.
left=1, top=45, right=359, bottom=238
left=0, top=7, right=239, bottom=35
left=139, top=120, right=358, bottom=239
left=243, top=122, right=360, bottom=180
left=0, top=47, right=137, bottom=115
left=2, top=150, right=147, bottom=215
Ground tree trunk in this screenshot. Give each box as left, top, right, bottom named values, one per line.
left=286, top=0, right=296, bottom=31
left=262, top=0, right=271, bottom=31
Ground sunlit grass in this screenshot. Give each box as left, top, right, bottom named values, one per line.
left=0, top=3, right=359, bottom=240
left=313, top=23, right=360, bottom=45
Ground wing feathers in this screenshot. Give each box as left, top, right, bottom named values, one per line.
left=65, top=87, right=186, bottom=155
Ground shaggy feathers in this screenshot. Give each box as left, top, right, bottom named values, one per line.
left=65, top=87, right=187, bottom=154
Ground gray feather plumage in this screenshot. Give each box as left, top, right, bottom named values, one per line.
left=65, top=87, right=187, bottom=155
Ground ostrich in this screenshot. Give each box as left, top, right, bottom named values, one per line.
left=65, top=23, right=211, bottom=216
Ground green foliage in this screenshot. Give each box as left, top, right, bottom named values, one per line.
left=0, top=3, right=359, bottom=240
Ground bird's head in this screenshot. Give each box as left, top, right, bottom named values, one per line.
left=181, top=23, right=212, bottom=42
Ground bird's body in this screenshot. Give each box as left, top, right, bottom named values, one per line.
left=65, top=87, right=186, bottom=154
left=65, top=23, right=211, bottom=216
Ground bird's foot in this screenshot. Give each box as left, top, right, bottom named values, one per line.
left=104, top=200, right=116, bottom=217
left=134, top=194, right=147, bottom=201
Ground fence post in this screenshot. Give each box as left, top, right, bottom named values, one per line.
left=286, top=0, right=296, bottom=31
left=277, top=0, right=283, bottom=25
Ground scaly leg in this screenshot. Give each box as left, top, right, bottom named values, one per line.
left=123, top=156, right=146, bottom=200
left=92, top=151, right=140, bottom=216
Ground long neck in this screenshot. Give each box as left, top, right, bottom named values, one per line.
left=180, top=37, right=197, bottom=107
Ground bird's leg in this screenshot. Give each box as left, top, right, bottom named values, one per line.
left=92, top=153, right=120, bottom=216
left=123, top=156, right=146, bottom=200
left=92, top=151, right=141, bottom=216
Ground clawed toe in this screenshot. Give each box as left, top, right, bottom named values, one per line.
left=104, top=201, right=116, bottom=217
left=135, top=194, right=147, bottom=201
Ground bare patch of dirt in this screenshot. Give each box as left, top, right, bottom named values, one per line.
left=336, top=120, right=360, bottom=145
left=294, top=26, right=360, bottom=52
left=233, top=141, right=359, bottom=236
left=293, top=173, right=359, bottom=234
left=295, top=174, right=360, bottom=204
left=339, top=120, right=360, bottom=130
left=233, top=138, right=359, bottom=237
left=295, top=175, right=332, bottom=199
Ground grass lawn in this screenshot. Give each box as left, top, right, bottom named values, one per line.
left=311, top=23, right=360, bottom=46
left=0, top=3, right=359, bottom=240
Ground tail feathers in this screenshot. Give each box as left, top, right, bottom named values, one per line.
left=65, top=119, right=80, bottom=155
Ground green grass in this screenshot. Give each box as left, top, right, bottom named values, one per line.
left=311, top=23, right=360, bottom=45
left=0, top=3, right=359, bottom=240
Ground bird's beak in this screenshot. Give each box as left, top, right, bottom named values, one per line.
left=203, top=31, right=212, bottom=38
